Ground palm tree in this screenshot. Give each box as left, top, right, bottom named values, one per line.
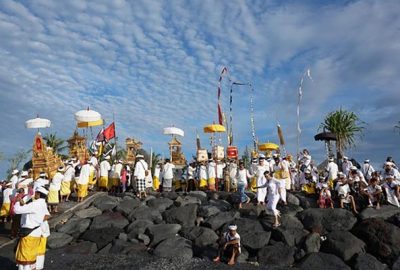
left=151, top=153, right=162, bottom=175
left=319, top=108, right=365, bottom=160
left=43, top=133, right=67, bottom=154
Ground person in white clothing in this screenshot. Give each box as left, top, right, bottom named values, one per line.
left=48, top=167, right=63, bottom=213
left=33, top=172, right=49, bottom=192
left=99, top=156, right=111, bottom=191
left=325, top=157, right=338, bottom=189
left=273, top=155, right=289, bottom=205
left=383, top=174, right=400, bottom=207
left=342, top=156, right=353, bottom=176
left=364, top=177, right=382, bottom=209
left=213, top=224, right=241, bottom=265
left=382, top=162, right=400, bottom=181
left=298, top=149, right=312, bottom=172
left=256, top=169, right=281, bottom=227
left=61, top=162, right=74, bottom=202
left=161, top=159, right=175, bottom=192
left=10, top=169, right=19, bottom=190
left=362, top=160, right=375, bottom=181
left=216, top=161, right=226, bottom=191
left=335, top=177, right=358, bottom=214
left=77, top=161, right=91, bottom=202
left=1, top=182, right=14, bottom=222
left=256, top=155, right=269, bottom=205
left=134, top=155, right=149, bottom=198
left=207, top=159, right=217, bottom=191
left=236, top=162, right=253, bottom=208
left=14, top=187, right=50, bottom=270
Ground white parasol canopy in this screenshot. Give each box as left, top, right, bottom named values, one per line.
left=25, top=117, right=51, bottom=129
left=163, top=127, right=184, bottom=137
left=74, top=109, right=102, bottom=123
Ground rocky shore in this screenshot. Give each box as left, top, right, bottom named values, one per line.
left=4, top=190, right=400, bottom=269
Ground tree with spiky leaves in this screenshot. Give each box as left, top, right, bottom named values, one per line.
left=43, top=133, right=67, bottom=156
left=319, top=108, right=365, bottom=160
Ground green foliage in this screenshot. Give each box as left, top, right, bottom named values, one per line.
left=319, top=108, right=365, bottom=158
left=43, top=133, right=67, bottom=154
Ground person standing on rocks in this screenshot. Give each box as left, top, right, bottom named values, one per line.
left=207, top=158, right=217, bottom=191
left=198, top=161, right=208, bottom=190
left=272, top=154, right=289, bottom=205
left=213, top=224, right=241, bottom=265
left=256, top=169, right=281, bottom=227
left=99, top=156, right=111, bottom=191
left=342, top=156, right=353, bottom=176
left=187, top=161, right=196, bottom=191
left=153, top=162, right=162, bottom=191
left=256, top=154, right=269, bottom=205
left=77, top=161, right=91, bottom=202
left=325, top=157, right=338, bottom=189
left=60, top=161, right=74, bottom=202
left=48, top=166, right=63, bottom=213
left=134, top=154, right=149, bottom=198
left=14, top=186, right=50, bottom=270
left=216, top=160, right=226, bottom=191
left=0, top=181, right=13, bottom=222
left=236, top=161, right=253, bottom=208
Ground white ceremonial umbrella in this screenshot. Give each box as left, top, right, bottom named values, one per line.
left=25, top=117, right=51, bottom=129
left=74, top=108, right=102, bottom=123
left=163, top=127, right=184, bottom=137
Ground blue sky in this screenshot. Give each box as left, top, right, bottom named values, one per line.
left=0, top=0, right=399, bottom=178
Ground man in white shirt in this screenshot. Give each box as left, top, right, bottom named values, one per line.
left=134, top=154, right=149, bottom=198
left=213, top=224, right=241, bottom=265
left=342, top=156, right=353, bottom=176
left=256, top=155, right=269, bottom=204
left=10, top=169, right=19, bottom=190
left=207, top=159, right=217, bottom=191
left=61, top=161, right=74, bottom=202
left=236, top=162, right=253, bottom=208
left=14, top=186, right=50, bottom=270
left=335, top=177, right=358, bottom=214
left=48, top=167, right=63, bottom=213
left=77, top=161, right=91, bottom=202
left=364, top=177, right=382, bottom=209
left=161, top=158, right=175, bottom=192
left=1, top=182, right=14, bottom=222
left=326, top=157, right=338, bottom=189
left=216, top=161, right=226, bottom=191
left=362, top=160, right=375, bottom=181
left=99, top=156, right=111, bottom=191
left=33, top=172, right=49, bottom=191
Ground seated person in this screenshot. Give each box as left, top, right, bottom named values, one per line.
left=300, top=169, right=318, bottom=195
left=348, top=166, right=368, bottom=195
left=364, top=177, right=382, bottom=209
left=318, top=183, right=333, bottom=209
left=335, top=177, right=358, bottom=214
left=382, top=174, right=400, bottom=207
left=213, top=224, right=241, bottom=265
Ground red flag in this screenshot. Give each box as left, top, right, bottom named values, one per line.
left=218, top=103, right=223, bottom=125
left=103, top=122, right=115, bottom=141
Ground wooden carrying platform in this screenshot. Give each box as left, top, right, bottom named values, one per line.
left=67, top=131, right=89, bottom=163
left=32, top=134, right=63, bottom=179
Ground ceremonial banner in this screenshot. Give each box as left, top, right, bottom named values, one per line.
left=104, top=122, right=115, bottom=141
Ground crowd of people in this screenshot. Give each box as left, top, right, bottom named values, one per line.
left=1, top=149, right=400, bottom=267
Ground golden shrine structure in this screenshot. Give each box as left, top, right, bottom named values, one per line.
left=168, top=137, right=186, bottom=166
left=125, top=137, right=142, bottom=164
left=67, top=131, right=89, bottom=163
left=31, top=133, right=63, bottom=179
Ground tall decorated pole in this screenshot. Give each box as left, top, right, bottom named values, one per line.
left=296, top=69, right=313, bottom=166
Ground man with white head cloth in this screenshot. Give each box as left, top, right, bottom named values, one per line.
left=362, top=160, right=375, bottom=181
left=213, top=224, right=241, bottom=265
left=256, top=154, right=269, bottom=204
left=10, top=169, right=19, bottom=190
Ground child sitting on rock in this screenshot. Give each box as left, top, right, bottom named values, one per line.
left=213, top=224, right=241, bottom=265
left=318, top=183, right=333, bottom=209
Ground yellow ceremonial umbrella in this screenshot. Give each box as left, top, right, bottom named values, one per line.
left=77, top=119, right=104, bottom=128
left=203, top=124, right=226, bottom=133
left=258, top=142, right=279, bottom=151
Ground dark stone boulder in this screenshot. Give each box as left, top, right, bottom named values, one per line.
left=74, top=206, right=102, bottom=219
left=48, top=241, right=97, bottom=255
left=175, top=196, right=202, bottom=206
left=303, top=232, right=321, bottom=253
left=296, top=193, right=319, bottom=209
left=128, top=205, right=163, bottom=223
left=90, top=211, right=129, bottom=230
left=163, top=204, right=198, bottom=227
left=47, top=232, right=73, bottom=249
left=296, top=252, right=351, bottom=270
left=321, top=231, right=366, bottom=261
left=109, top=239, right=148, bottom=255
left=277, top=203, right=304, bottom=217
left=126, top=219, right=154, bottom=237
left=222, top=218, right=264, bottom=233
left=92, top=195, right=119, bottom=211
left=147, top=197, right=174, bottom=212
left=238, top=204, right=265, bottom=217
left=198, top=205, right=221, bottom=218
left=153, top=236, right=193, bottom=260
left=146, top=223, right=182, bottom=247
left=209, top=199, right=232, bottom=212
left=359, top=205, right=400, bottom=220
left=272, top=227, right=308, bottom=247
left=161, top=191, right=179, bottom=200
left=180, top=226, right=218, bottom=247
left=242, top=230, right=271, bottom=250
left=137, top=233, right=151, bottom=245
left=287, top=193, right=300, bottom=206
left=204, top=211, right=240, bottom=230
left=56, top=217, right=91, bottom=238
left=258, top=242, right=295, bottom=267
left=297, top=208, right=357, bottom=234
left=81, top=227, right=123, bottom=249
left=353, top=253, right=389, bottom=270
left=352, top=218, right=400, bottom=265
left=115, top=197, right=141, bottom=216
